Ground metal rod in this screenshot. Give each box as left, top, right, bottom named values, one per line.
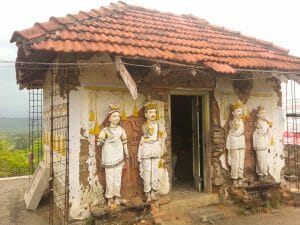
left=65, top=89, right=70, bottom=225
left=49, top=67, right=54, bottom=225
left=286, top=82, right=291, bottom=190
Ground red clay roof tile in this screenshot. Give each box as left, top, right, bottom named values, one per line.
left=11, top=1, right=300, bottom=74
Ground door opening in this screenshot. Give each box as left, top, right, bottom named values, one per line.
left=171, top=95, right=204, bottom=192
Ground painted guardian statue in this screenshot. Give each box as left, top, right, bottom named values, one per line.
left=138, top=97, right=165, bottom=202
left=253, top=105, right=272, bottom=182
left=226, top=100, right=246, bottom=187
left=98, top=104, right=129, bottom=207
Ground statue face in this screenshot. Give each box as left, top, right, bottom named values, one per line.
left=257, top=109, right=267, bottom=120
left=145, top=109, right=157, bottom=122
left=109, top=111, right=120, bottom=125
left=232, top=108, right=243, bottom=118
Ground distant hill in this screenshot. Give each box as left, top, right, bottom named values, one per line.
left=0, top=117, right=28, bottom=133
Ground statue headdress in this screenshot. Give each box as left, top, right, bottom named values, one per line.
left=231, top=100, right=243, bottom=111
left=143, top=95, right=158, bottom=112
left=256, top=105, right=266, bottom=112
left=108, top=104, right=121, bottom=114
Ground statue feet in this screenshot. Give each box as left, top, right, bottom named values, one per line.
left=145, top=192, right=152, bottom=202
left=233, top=179, right=239, bottom=187
left=114, top=196, right=121, bottom=206
left=232, top=178, right=245, bottom=188
left=107, top=198, right=114, bottom=208
left=150, top=190, right=158, bottom=201
left=238, top=178, right=245, bottom=187
left=258, top=175, right=264, bottom=183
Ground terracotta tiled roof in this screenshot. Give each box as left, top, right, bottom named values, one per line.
left=10, top=1, right=300, bottom=74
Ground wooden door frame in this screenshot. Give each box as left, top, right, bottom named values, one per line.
left=168, top=90, right=212, bottom=193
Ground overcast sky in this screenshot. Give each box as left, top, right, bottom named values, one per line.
left=0, top=0, right=299, bottom=117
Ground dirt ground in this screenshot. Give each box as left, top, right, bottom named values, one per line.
left=159, top=202, right=300, bottom=225
left=0, top=177, right=48, bottom=225
left=1, top=177, right=300, bottom=225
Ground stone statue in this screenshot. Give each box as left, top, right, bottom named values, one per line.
left=253, top=105, right=272, bottom=182
left=138, top=97, right=165, bottom=202
left=98, top=104, right=129, bottom=207
left=226, top=100, right=245, bottom=187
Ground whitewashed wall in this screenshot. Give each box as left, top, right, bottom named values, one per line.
left=66, top=54, right=169, bottom=219
left=215, top=74, right=285, bottom=182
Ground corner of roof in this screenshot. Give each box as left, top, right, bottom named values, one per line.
left=10, top=30, right=29, bottom=43
left=206, top=20, right=290, bottom=55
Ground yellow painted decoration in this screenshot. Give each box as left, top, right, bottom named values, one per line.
left=241, top=113, right=246, bottom=122
left=133, top=101, right=139, bottom=117
left=231, top=100, right=243, bottom=110
left=158, top=159, right=164, bottom=168
left=53, top=133, right=57, bottom=151
left=271, top=137, right=275, bottom=146
left=121, top=109, right=127, bottom=121
left=158, top=130, right=164, bottom=138
left=223, top=110, right=227, bottom=121
left=94, top=120, right=101, bottom=135
left=89, top=110, right=96, bottom=121
left=61, top=139, right=66, bottom=156
left=89, top=128, right=95, bottom=135
left=156, top=110, right=160, bottom=120
left=57, top=136, right=61, bottom=153
left=268, top=121, right=273, bottom=127
left=89, top=121, right=95, bottom=135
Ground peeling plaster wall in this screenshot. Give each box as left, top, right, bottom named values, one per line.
left=66, top=55, right=169, bottom=219
left=43, top=70, right=70, bottom=211
left=42, top=53, right=287, bottom=216
left=214, top=75, right=285, bottom=182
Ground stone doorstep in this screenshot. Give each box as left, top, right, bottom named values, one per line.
left=168, top=193, right=220, bottom=208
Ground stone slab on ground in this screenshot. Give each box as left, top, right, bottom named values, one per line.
left=24, top=161, right=50, bottom=210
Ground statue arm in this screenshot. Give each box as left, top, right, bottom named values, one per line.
left=121, top=128, right=129, bottom=158
left=158, top=122, right=167, bottom=157
left=98, top=129, right=106, bottom=146
left=158, top=126, right=167, bottom=139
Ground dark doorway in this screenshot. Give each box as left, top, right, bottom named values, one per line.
left=171, top=95, right=204, bottom=191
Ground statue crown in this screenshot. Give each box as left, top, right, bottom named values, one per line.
left=109, top=104, right=121, bottom=114
left=257, top=105, right=266, bottom=112
left=144, top=95, right=158, bottom=111
left=231, top=100, right=243, bottom=110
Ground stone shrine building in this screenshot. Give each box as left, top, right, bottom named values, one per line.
left=11, top=1, right=300, bottom=221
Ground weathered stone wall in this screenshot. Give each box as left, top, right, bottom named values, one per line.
left=210, top=94, right=230, bottom=189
